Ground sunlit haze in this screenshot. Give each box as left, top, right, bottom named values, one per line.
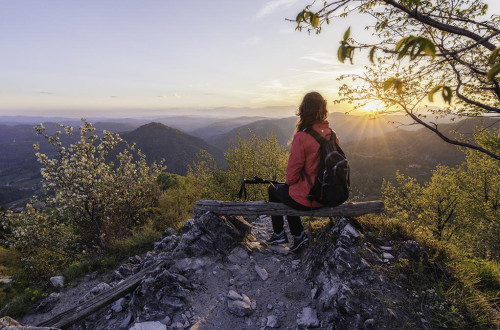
left=1, top=0, right=499, bottom=118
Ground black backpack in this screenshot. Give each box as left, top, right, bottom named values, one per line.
left=303, top=128, right=350, bottom=207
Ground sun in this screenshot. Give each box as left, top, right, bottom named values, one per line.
left=360, top=100, right=386, bottom=113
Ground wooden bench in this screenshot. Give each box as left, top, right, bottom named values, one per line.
left=194, top=200, right=385, bottom=218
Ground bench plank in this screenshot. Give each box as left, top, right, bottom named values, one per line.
left=194, top=200, right=384, bottom=217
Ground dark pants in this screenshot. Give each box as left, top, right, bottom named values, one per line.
left=268, top=184, right=314, bottom=236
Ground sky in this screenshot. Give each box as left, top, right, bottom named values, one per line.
left=1, top=0, right=499, bottom=118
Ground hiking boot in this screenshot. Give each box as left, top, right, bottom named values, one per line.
left=267, top=231, right=289, bottom=245
left=291, top=231, right=309, bottom=252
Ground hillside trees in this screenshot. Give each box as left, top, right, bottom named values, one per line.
left=294, top=0, right=500, bottom=160
left=0, top=120, right=164, bottom=274
left=383, top=129, right=500, bottom=258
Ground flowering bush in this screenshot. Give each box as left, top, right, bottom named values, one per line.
left=1, top=120, right=164, bottom=276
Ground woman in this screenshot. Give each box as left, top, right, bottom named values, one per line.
left=267, top=91, right=338, bottom=252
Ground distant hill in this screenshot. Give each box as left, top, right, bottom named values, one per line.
left=189, top=116, right=267, bottom=140
left=206, top=112, right=409, bottom=150
left=119, top=122, right=226, bottom=175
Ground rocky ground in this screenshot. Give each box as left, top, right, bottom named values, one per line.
left=11, top=211, right=453, bottom=329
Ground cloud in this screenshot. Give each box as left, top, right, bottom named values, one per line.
left=299, top=52, right=337, bottom=65
left=157, top=93, right=181, bottom=98
left=255, top=0, right=299, bottom=19
left=240, top=36, right=262, bottom=46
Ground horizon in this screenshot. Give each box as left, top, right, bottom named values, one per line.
left=2, top=1, right=499, bottom=118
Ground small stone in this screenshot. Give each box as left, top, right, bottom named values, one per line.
left=297, top=307, right=319, bottom=327
left=267, top=304, right=273, bottom=310
left=364, top=318, right=375, bottom=328
left=111, top=297, right=126, bottom=313
left=343, top=223, right=360, bottom=238
left=387, top=308, right=397, bottom=319
left=278, top=301, right=284, bottom=307
left=382, top=252, right=394, bottom=259
left=171, top=321, right=185, bottom=329
left=254, top=265, right=269, bottom=281
left=227, top=290, right=243, bottom=301
left=229, top=278, right=235, bottom=285
left=379, top=246, right=393, bottom=251
left=227, top=299, right=253, bottom=317
left=160, top=316, right=171, bottom=325
left=49, top=275, right=66, bottom=288
left=266, top=315, right=280, bottom=328
left=311, top=287, right=318, bottom=299
left=129, top=321, right=167, bottom=330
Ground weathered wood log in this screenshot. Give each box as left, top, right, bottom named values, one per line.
left=194, top=200, right=384, bottom=217
left=37, top=260, right=166, bottom=329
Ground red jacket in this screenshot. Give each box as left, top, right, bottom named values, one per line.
left=286, top=120, right=338, bottom=207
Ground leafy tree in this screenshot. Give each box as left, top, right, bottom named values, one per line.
left=294, top=0, right=500, bottom=159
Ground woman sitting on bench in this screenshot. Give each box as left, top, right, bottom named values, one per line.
left=267, top=91, right=340, bottom=252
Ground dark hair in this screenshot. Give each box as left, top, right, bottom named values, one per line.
left=296, top=91, right=328, bottom=132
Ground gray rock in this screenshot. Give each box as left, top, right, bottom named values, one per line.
left=129, top=321, right=167, bottom=330
left=379, top=246, right=392, bottom=251
left=227, top=246, right=249, bottom=263
left=171, top=257, right=211, bottom=273
left=49, top=275, right=65, bottom=288
left=266, top=315, right=280, bottom=328
left=79, top=282, right=112, bottom=303
left=343, top=223, right=361, bottom=238
left=254, top=265, right=269, bottom=281
left=119, top=313, right=132, bottom=328
left=364, top=318, right=375, bottom=328
left=0, top=278, right=12, bottom=284
left=297, top=307, right=319, bottom=327
left=382, top=252, right=394, bottom=260
left=269, top=245, right=289, bottom=255
left=36, top=292, right=60, bottom=313
left=227, top=299, right=253, bottom=317
left=227, top=290, right=243, bottom=301
left=111, top=297, right=126, bottom=313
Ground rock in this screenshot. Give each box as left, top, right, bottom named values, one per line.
left=227, top=246, right=249, bottom=264
left=343, top=223, right=361, bottom=238
left=162, top=227, right=176, bottom=238
left=227, top=290, right=243, bottom=301
left=171, top=257, right=211, bottom=273
left=297, top=307, right=320, bottom=327
left=129, top=321, right=167, bottom=330
left=382, top=252, right=394, bottom=260
left=269, top=245, right=289, bottom=255
left=49, top=275, right=65, bottom=288
left=79, top=282, right=112, bottom=303
left=119, top=313, right=132, bottom=328
left=36, top=292, right=60, bottom=313
left=0, top=278, right=13, bottom=284
left=160, top=316, right=171, bottom=325
left=266, top=315, right=280, bottom=328
left=111, top=297, right=126, bottom=313
left=379, top=246, right=392, bottom=251
left=0, top=316, right=22, bottom=327
left=363, top=318, right=375, bottom=328
left=227, top=299, right=253, bottom=317
left=254, top=265, right=269, bottom=281
left=267, top=304, right=273, bottom=310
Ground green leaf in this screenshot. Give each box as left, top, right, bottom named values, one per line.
left=488, top=47, right=500, bottom=65
left=296, top=11, right=304, bottom=23
left=343, top=27, right=351, bottom=41
left=311, top=13, right=319, bottom=27
left=487, top=63, right=500, bottom=81
left=369, top=47, right=376, bottom=64
left=383, top=78, right=404, bottom=94
left=442, top=86, right=452, bottom=104
left=422, top=39, right=436, bottom=58
left=428, top=85, right=443, bottom=102
left=338, top=44, right=345, bottom=63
